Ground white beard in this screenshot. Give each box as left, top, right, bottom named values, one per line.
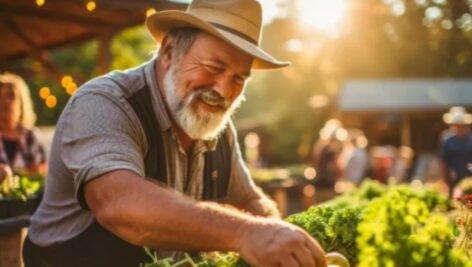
left=162, top=64, right=245, bottom=140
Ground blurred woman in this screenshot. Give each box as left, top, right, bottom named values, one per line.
left=0, top=73, right=46, bottom=182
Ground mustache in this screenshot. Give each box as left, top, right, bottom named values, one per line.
left=193, top=88, right=231, bottom=110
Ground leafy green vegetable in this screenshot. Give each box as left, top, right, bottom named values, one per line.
left=286, top=206, right=361, bottom=264
left=140, top=251, right=248, bottom=267
left=357, top=188, right=471, bottom=267
left=0, top=175, right=43, bottom=201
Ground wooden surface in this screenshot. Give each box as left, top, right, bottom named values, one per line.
left=0, top=228, right=27, bottom=267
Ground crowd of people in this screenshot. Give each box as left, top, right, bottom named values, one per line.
left=311, top=106, right=472, bottom=199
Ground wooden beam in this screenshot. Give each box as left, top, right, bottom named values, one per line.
left=97, top=0, right=187, bottom=10
left=401, top=114, right=411, bottom=147
left=0, top=5, right=119, bottom=31
left=3, top=17, right=63, bottom=82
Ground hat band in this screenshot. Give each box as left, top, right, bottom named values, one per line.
left=210, top=22, right=258, bottom=45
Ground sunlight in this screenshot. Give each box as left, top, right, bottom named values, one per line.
left=298, top=0, right=346, bottom=33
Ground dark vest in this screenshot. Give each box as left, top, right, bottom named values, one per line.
left=23, top=80, right=231, bottom=267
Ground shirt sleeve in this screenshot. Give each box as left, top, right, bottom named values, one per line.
left=225, top=122, right=264, bottom=206
left=60, top=92, right=146, bottom=208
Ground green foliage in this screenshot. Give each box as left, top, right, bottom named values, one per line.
left=0, top=176, right=43, bottom=200
left=140, top=181, right=468, bottom=267
left=356, top=188, right=471, bottom=267
left=324, top=179, right=451, bottom=212
left=141, top=250, right=248, bottom=267
left=286, top=206, right=362, bottom=264
left=110, top=26, right=156, bottom=71
left=323, top=179, right=388, bottom=209
left=286, top=181, right=458, bottom=266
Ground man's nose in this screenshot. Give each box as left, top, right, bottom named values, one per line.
left=213, top=75, right=233, bottom=99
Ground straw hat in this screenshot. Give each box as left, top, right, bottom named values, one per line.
left=146, top=0, right=289, bottom=69
left=443, top=106, right=472, bottom=125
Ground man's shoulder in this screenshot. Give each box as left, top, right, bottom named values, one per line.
left=76, top=62, right=150, bottom=100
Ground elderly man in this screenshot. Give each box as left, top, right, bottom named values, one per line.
left=23, top=1, right=326, bottom=267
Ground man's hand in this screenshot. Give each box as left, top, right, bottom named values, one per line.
left=0, top=164, right=13, bottom=182
left=237, top=218, right=327, bottom=267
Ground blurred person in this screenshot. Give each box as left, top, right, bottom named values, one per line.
left=368, top=146, right=395, bottom=184
left=312, top=120, right=343, bottom=188
left=440, top=106, right=472, bottom=197
left=439, top=107, right=467, bottom=143
left=391, top=146, right=415, bottom=183
left=23, top=1, right=327, bottom=267
left=338, top=129, right=369, bottom=185
left=0, top=73, right=46, bottom=182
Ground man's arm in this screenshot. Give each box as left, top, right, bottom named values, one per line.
left=224, top=122, right=281, bottom=218
left=85, top=169, right=327, bottom=267
left=85, top=169, right=247, bottom=251
left=237, top=189, right=281, bottom=218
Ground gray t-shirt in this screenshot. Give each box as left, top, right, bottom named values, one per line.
left=29, top=59, right=261, bottom=246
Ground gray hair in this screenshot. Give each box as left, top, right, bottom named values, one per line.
left=158, top=27, right=201, bottom=61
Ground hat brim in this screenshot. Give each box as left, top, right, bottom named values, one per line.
left=146, top=11, right=290, bottom=69
left=443, top=113, right=472, bottom=125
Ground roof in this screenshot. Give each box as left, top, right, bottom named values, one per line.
left=0, top=0, right=188, bottom=62
left=339, top=79, right=472, bottom=113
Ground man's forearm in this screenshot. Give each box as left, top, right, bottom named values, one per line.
left=238, top=195, right=281, bottom=219
left=85, top=170, right=256, bottom=252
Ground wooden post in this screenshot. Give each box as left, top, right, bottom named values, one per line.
left=98, top=33, right=114, bottom=75
left=401, top=114, right=411, bottom=147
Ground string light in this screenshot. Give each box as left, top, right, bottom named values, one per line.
left=146, top=8, right=157, bottom=17
left=61, top=75, right=73, bottom=88
left=36, top=0, right=46, bottom=7
left=39, top=87, right=51, bottom=99
left=86, top=1, right=96, bottom=12
left=66, top=82, right=78, bottom=95
left=45, top=95, right=57, bottom=108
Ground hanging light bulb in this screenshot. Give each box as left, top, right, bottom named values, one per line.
left=39, top=87, right=51, bottom=99
left=36, top=0, right=46, bottom=7
left=61, top=75, right=73, bottom=88
left=86, top=1, right=96, bottom=12
left=46, top=95, right=57, bottom=108
left=66, top=82, right=78, bottom=95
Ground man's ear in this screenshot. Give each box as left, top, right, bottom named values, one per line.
left=159, top=35, right=174, bottom=70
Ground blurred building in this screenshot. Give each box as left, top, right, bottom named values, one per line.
left=339, top=79, right=472, bottom=154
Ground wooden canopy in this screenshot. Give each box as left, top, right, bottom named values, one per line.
left=0, top=0, right=187, bottom=76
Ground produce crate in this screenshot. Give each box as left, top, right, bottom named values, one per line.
left=0, top=197, right=40, bottom=220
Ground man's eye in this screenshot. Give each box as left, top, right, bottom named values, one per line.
left=233, top=76, right=245, bottom=85
left=204, top=65, right=223, bottom=74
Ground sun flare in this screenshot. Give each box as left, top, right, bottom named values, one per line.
left=298, top=0, right=346, bottom=33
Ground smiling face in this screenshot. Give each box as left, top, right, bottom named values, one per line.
left=160, top=31, right=253, bottom=140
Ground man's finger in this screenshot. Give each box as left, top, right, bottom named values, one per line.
left=304, top=235, right=327, bottom=267
left=293, top=246, right=316, bottom=267
left=280, top=255, right=301, bottom=267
